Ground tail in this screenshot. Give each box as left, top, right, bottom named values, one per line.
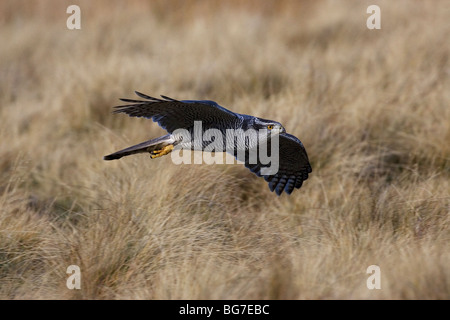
left=104, top=134, right=175, bottom=160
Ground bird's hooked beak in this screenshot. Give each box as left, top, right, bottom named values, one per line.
left=280, top=126, right=286, bottom=133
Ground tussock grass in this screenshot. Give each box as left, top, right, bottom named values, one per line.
left=0, top=0, right=449, bottom=299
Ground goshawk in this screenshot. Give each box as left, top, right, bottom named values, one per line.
left=104, top=92, right=312, bottom=195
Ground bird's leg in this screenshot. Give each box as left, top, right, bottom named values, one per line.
left=150, top=144, right=174, bottom=159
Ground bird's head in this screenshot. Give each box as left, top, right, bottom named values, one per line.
left=253, top=118, right=286, bottom=134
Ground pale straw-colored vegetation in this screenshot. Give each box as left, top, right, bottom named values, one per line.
left=0, top=0, right=448, bottom=299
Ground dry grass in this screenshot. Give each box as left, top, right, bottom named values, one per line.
left=0, top=0, right=449, bottom=299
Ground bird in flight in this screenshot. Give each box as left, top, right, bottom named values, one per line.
left=104, top=92, right=312, bottom=195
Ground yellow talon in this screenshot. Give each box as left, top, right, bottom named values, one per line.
left=150, top=144, right=174, bottom=159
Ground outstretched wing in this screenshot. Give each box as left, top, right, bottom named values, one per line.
left=113, top=91, right=240, bottom=133
left=241, top=133, right=312, bottom=195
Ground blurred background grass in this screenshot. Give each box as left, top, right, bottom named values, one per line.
left=0, top=0, right=449, bottom=299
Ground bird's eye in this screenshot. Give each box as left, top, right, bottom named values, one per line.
left=267, top=125, right=274, bottom=130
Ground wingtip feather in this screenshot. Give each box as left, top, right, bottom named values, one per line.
left=160, top=95, right=178, bottom=101
left=135, top=91, right=161, bottom=101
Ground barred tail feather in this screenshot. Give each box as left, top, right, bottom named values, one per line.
left=104, top=134, right=174, bottom=160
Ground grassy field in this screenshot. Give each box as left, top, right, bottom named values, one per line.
left=0, top=0, right=449, bottom=299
